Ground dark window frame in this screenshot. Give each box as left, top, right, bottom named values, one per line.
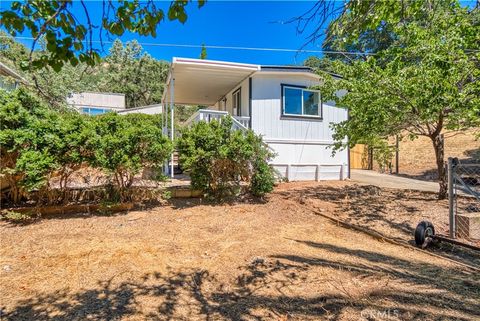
left=232, top=87, right=241, bottom=116
left=281, top=83, right=322, bottom=120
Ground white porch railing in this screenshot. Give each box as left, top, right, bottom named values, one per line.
left=233, top=116, right=250, bottom=128
left=185, top=109, right=250, bottom=131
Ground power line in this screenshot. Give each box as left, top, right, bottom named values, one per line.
left=2, top=36, right=374, bottom=56
left=4, top=36, right=479, bottom=55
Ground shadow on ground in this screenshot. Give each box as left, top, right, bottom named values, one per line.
left=166, top=194, right=268, bottom=210
left=276, top=184, right=480, bottom=267
left=4, top=240, right=479, bottom=320
left=278, top=184, right=424, bottom=238
left=1, top=194, right=268, bottom=227
left=394, top=169, right=439, bottom=182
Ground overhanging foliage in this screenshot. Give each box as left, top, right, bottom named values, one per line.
left=314, top=1, right=479, bottom=199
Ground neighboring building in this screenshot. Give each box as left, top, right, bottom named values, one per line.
left=0, top=61, right=27, bottom=91
left=67, top=92, right=126, bottom=115
left=117, top=103, right=163, bottom=115
left=164, top=57, right=349, bottom=181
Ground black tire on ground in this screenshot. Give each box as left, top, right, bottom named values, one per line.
left=415, top=221, right=435, bottom=248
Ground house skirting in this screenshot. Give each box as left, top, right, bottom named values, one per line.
left=266, top=140, right=349, bottom=181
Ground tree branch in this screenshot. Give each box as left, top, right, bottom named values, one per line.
left=29, top=1, right=68, bottom=64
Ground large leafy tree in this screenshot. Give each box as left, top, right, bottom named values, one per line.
left=317, top=1, right=479, bottom=199
left=99, top=39, right=169, bottom=108
left=0, top=0, right=205, bottom=71
left=0, top=30, right=102, bottom=106
left=0, top=34, right=169, bottom=108
left=293, top=0, right=477, bottom=50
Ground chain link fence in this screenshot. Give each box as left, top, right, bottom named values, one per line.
left=448, top=157, right=480, bottom=246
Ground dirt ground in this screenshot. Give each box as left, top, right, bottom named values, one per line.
left=278, top=182, right=480, bottom=263
left=1, top=181, right=480, bottom=321
left=396, top=130, right=479, bottom=180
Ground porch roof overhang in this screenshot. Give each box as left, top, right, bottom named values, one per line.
left=164, top=57, right=260, bottom=106
left=0, top=61, right=28, bottom=84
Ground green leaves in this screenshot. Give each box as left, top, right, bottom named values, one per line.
left=0, top=89, right=61, bottom=194
left=322, top=1, right=479, bottom=150
left=0, top=1, right=204, bottom=71
left=319, top=0, right=479, bottom=198
left=199, top=44, right=207, bottom=59
left=168, top=1, right=189, bottom=24
left=88, top=112, right=172, bottom=188
left=16, top=150, right=57, bottom=191
left=177, top=117, right=275, bottom=198
left=0, top=89, right=172, bottom=202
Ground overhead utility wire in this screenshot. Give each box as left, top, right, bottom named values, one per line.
left=4, top=36, right=374, bottom=56
left=4, top=36, right=479, bottom=54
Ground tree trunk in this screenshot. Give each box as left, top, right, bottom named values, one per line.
left=431, top=134, right=447, bottom=199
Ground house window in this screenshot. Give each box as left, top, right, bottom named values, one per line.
left=81, top=107, right=109, bottom=116
left=232, top=88, right=241, bottom=116
left=282, top=85, right=321, bottom=118
left=0, top=76, right=17, bottom=92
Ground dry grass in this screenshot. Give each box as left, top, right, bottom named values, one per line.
left=1, top=181, right=479, bottom=320
left=396, top=130, right=479, bottom=180
left=280, top=182, right=480, bottom=264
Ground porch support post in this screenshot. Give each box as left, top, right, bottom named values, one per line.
left=160, top=99, right=164, bottom=173
left=161, top=97, right=165, bottom=135
left=170, top=77, right=175, bottom=178
left=163, top=84, right=169, bottom=176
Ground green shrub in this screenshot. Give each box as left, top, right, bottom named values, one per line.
left=177, top=117, right=275, bottom=198
left=251, top=160, right=276, bottom=197
left=88, top=112, right=172, bottom=194
left=55, top=112, right=94, bottom=190
left=371, top=140, right=395, bottom=173
left=0, top=210, right=35, bottom=222
left=0, top=89, right=172, bottom=205
left=0, top=89, right=60, bottom=202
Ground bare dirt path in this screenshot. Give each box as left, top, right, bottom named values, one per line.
left=351, top=169, right=439, bottom=193
left=1, top=182, right=479, bottom=320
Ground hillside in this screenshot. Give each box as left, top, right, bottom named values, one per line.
left=397, top=130, right=479, bottom=181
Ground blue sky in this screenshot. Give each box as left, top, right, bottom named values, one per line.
left=2, top=1, right=476, bottom=66
left=119, top=0, right=331, bottom=65
left=1, top=1, right=334, bottom=65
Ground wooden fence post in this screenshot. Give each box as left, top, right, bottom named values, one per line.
left=395, top=135, right=399, bottom=174
left=448, top=157, right=455, bottom=238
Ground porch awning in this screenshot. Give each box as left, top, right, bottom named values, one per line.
left=164, top=57, right=260, bottom=106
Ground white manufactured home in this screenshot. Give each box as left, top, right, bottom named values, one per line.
left=67, top=92, right=127, bottom=115
left=162, top=57, right=349, bottom=181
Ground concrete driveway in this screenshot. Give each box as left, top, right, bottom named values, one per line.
left=350, top=169, right=439, bottom=193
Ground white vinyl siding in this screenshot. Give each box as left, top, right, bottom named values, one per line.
left=217, top=78, right=250, bottom=117
left=251, top=73, right=349, bottom=181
